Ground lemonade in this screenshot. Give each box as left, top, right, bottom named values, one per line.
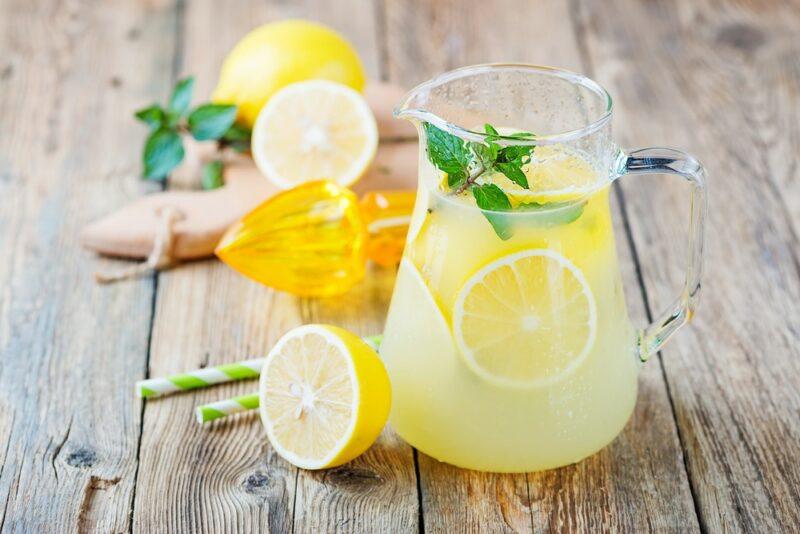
left=380, top=139, right=640, bottom=472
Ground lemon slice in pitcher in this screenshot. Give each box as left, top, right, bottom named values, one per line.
left=252, top=80, right=378, bottom=189
left=453, top=249, right=597, bottom=388
left=259, top=324, right=391, bottom=469
left=492, top=145, right=602, bottom=204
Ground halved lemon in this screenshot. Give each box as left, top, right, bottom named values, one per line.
left=258, top=324, right=391, bottom=469
left=453, top=249, right=597, bottom=388
left=252, top=80, right=378, bottom=189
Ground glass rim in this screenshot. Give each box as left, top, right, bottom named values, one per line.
left=429, top=180, right=612, bottom=215
left=394, top=63, right=614, bottom=146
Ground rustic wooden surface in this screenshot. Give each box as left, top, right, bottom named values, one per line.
left=1, top=0, right=799, bottom=532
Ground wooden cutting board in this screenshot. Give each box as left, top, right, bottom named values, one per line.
left=80, top=141, right=418, bottom=260
left=81, top=81, right=419, bottom=261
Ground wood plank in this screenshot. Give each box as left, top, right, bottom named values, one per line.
left=132, top=1, right=419, bottom=532
left=383, top=0, right=699, bottom=531
left=132, top=267, right=300, bottom=532
left=293, top=267, right=419, bottom=533
left=277, top=3, right=421, bottom=532
left=131, top=2, right=296, bottom=532
left=576, top=0, right=800, bottom=530
left=261, top=0, right=382, bottom=78
left=0, top=0, right=177, bottom=531
left=382, top=2, right=535, bottom=521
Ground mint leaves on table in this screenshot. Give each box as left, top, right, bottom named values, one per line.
left=218, top=123, right=252, bottom=153
left=143, top=128, right=184, bottom=181
left=134, top=76, right=251, bottom=189
left=168, top=77, right=194, bottom=116
left=134, top=105, right=165, bottom=130
left=201, top=159, right=224, bottom=190
left=187, top=104, right=239, bottom=141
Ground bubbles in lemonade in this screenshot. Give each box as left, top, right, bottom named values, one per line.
left=380, top=139, right=639, bottom=472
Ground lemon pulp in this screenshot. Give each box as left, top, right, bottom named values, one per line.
left=453, top=249, right=597, bottom=388
left=259, top=324, right=390, bottom=470
left=251, top=80, right=377, bottom=189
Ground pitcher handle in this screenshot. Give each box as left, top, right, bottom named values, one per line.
left=616, top=147, right=707, bottom=362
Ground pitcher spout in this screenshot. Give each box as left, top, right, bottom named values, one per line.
left=393, top=69, right=468, bottom=131
left=393, top=86, right=434, bottom=127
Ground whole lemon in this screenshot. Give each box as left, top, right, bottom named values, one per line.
left=213, top=20, right=366, bottom=128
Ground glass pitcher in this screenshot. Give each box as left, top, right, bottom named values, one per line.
left=379, top=64, right=706, bottom=473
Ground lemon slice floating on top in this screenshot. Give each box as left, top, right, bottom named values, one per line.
left=489, top=145, right=602, bottom=204
left=259, top=324, right=391, bottom=469
left=252, top=80, right=378, bottom=189
left=453, top=249, right=597, bottom=388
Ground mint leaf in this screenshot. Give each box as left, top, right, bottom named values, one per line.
left=518, top=201, right=586, bottom=225
left=424, top=121, right=535, bottom=197
left=471, top=141, right=498, bottom=168
left=188, top=104, right=238, bottom=141
left=165, top=110, right=182, bottom=129
left=497, top=144, right=533, bottom=163
left=201, top=160, right=224, bottom=190
left=472, top=182, right=512, bottom=211
left=472, top=183, right=514, bottom=240
left=222, top=123, right=250, bottom=141
left=494, top=139, right=533, bottom=189
left=143, top=128, right=184, bottom=180
left=424, top=122, right=471, bottom=188
left=168, top=77, right=195, bottom=115
left=221, top=123, right=251, bottom=152
left=507, top=131, right=535, bottom=139
left=135, top=105, right=165, bottom=130
left=495, top=161, right=529, bottom=189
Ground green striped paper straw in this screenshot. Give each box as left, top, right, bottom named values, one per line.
left=136, top=359, right=265, bottom=398
left=195, top=335, right=386, bottom=424
left=138, top=335, right=383, bottom=400
left=196, top=393, right=260, bottom=423
left=362, top=334, right=383, bottom=352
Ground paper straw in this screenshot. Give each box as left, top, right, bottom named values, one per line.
left=194, top=334, right=387, bottom=425
left=136, top=359, right=265, bottom=398
left=138, top=335, right=384, bottom=401
left=196, top=393, right=260, bottom=423
left=362, top=334, right=383, bottom=352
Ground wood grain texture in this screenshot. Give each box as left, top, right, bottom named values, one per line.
left=294, top=266, right=419, bottom=533
left=575, top=0, right=800, bottom=530
left=382, top=0, right=699, bottom=531
left=285, top=3, right=422, bottom=531
left=2, top=0, right=799, bottom=531
left=131, top=1, right=297, bottom=532
left=132, top=265, right=299, bottom=532
left=132, top=1, right=419, bottom=532
left=0, top=0, right=177, bottom=531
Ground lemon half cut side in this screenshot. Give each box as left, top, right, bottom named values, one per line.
left=252, top=80, right=378, bottom=189
left=258, top=324, right=391, bottom=470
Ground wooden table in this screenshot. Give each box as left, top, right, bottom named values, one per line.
left=2, top=0, right=800, bottom=531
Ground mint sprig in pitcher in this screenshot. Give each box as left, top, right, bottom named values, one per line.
left=379, top=64, right=706, bottom=472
